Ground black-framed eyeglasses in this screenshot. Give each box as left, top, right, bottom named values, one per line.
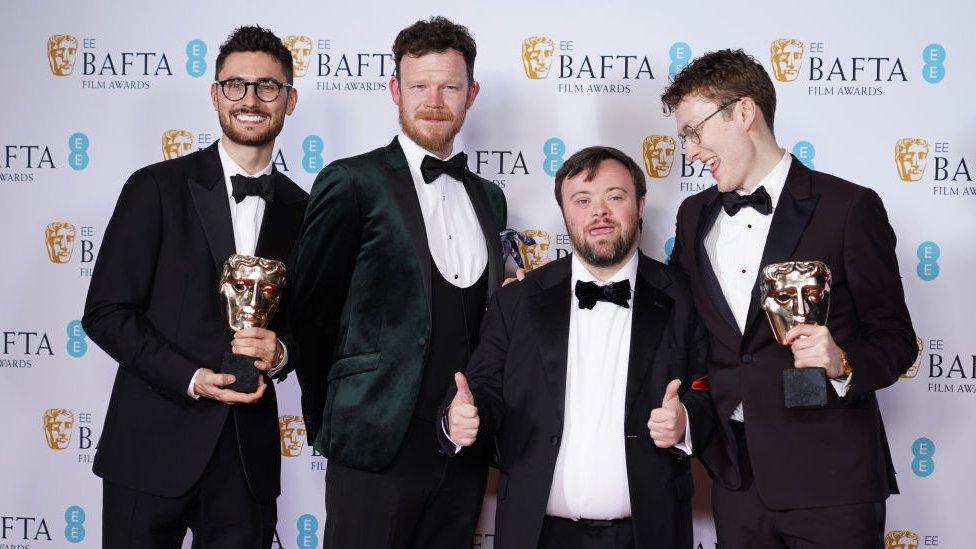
left=678, top=97, right=741, bottom=147
left=216, top=78, right=293, bottom=102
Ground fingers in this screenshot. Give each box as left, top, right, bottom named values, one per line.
left=515, top=268, right=526, bottom=281
left=783, top=323, right=823, bottom=345
left=647, top=402, right=687, bottom=448
left=196, top=369, right=267, bottom=405
left=454, top=372, right=474, bottom=405
left=449, top=404, right=480, bottom=447
left=662, top=379, right=681, bottom=405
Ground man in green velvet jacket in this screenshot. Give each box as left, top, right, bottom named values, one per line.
left=290, top=16, right=506, bottom=549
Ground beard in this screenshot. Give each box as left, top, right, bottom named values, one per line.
left=219, top=107, right=283, bottom=147
left=569, top=216, right=640, bottom=268
left=399, top=106, right=466, bottom=154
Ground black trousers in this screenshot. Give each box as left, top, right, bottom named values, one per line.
left=102, top=413, right=276, bottom=549
left=538, top=516, right=635, bottom=549
left=324, top=416, right=489, bottom=549
left=712, top=421, right=885, bottom=549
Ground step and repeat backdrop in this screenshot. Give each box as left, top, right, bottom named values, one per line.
left=2, top=1, right=972, bottom=547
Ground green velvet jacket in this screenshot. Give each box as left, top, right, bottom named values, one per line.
left=290, top=137, right=507, bottom=471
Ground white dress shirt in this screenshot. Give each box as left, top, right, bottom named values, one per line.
left=186, top=139, right=286, bottom=398
left=703, top=152, right=849, bottom=422
left=398, top=133, right=487, bottom=287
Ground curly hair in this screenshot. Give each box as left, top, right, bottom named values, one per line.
left=392, top=16, right=477, bottom=83
left=215, top=25, right=294, bottom=84
left=661, top=49, right=776, bottom=132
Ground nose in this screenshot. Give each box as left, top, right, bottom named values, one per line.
left=424, top=87, right=444, bottom=109
left=591, top=197, right=611, bottom=218
left=791, top=295, right=808, bottom=317
left=685, top=141, right=704, bottom=163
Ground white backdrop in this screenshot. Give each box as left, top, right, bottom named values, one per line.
left=2, top=1, right=972, bottom=547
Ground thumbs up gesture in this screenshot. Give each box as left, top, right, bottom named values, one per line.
left=648, top=379, right=686, bottom=448
left=448, top=372, right=480, bottom=447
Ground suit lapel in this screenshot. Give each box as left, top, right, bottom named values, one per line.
left=187, top=143, right=235, bottom=276
left=461, top=171, right=503, bottom=292
left=742, top=157, right=820, bottom=336
left=384, top=137, right=433, bottom=313
left=527, top=259, right=572, bottom=425
left=625, top=255, right=673, bottom=421
left=694, top=193, right=742, bottom=351
left=254, top=170, right=304, bottom=262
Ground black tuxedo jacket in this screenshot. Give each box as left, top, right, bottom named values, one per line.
left=290, top=137, right=507, bottom=471
left=82, top=142, right=308, bottom=501
left=440, top=253, right=714, bottom=549
left=671, top=156, right=916, bottom=510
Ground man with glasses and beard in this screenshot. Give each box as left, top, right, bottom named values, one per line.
left=438, top=146, right=714, bottom=549
left=290, top=16, right=506, bottom=549
left=83, top=26, right=308, bottom=548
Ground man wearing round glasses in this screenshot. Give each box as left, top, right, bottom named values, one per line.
left=661, top=49, right=915, bottom=548
left=83, top=26, right=308, bottom=547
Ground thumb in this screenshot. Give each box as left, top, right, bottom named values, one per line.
left=454, top=372, right=474, bottom=404
left=662, top=379, right=681, bottom=406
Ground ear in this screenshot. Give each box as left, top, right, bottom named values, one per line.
left=389, top=76, right=401, bottom=106
left=637, top=195, right=646, bottom=218
left=210, top=82, right=219, bottom=110
left=285, top=86, right=298, bottom=115
left=466, top=80, right=480, bottom=109
left=739, top=97, right=759, bottom=130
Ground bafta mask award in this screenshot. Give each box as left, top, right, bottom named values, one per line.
left=760, top=260, right=832, bottom=408
left=217, top=254, right=287, bottom=393
left=500, top=229, right=536, bottom=270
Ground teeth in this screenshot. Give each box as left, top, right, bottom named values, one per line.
left=234, top=113, right=265, bottom=122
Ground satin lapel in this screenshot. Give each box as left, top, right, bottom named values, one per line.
left=254, top=171, right=303, bottom=263
left=625, top=255, right=673, bottom=421
left=187, top=144, right=235, bottom=276
left=527, top=261, right=572, bottom=425
left=384, top=137, right=432, bottom=313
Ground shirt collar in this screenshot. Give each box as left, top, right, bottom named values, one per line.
left=737, top=150, right=791, bottom=209
left=571, top=249, right=639, bottom=288
left=398, top=132, right=465, bottom=180
left=218, top=138, right=274, bottom=187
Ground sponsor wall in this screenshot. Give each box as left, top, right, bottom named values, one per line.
left=2, top=1, right=971, bottom=547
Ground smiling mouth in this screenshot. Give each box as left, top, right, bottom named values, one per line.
left=233, top=111, right=268, bottom=124
left=704, top=155, right=720, bottom=176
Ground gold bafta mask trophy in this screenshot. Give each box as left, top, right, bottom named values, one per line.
left=521, top=36, right=555, bottom=79
left=760, top=260, right=831, bottom=408
left=43, top=408, right=75, bottom=450
left=642, top=135, right=677, bottom=178
left=217, top=254, right=286, bottom=393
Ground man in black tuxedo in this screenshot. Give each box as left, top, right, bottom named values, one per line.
left=661, top=49, right=917, bottom=548
left=82, top=26, right=308, bottom=548
left=289, top=16, right=506, bottom=549
left=440, top=146, right=714, bottom=549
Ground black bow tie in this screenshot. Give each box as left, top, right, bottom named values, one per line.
left=420, top=152, right=468, bottom=183
left=231, top=173, right=274, bottom=203
left=721, top=185, right=772, bottom=216
left=575, top=279, right=632, bottom=310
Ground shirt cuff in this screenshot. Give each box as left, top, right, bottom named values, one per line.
left=187, top=368, right=203, bottom=400
left=441, top=413, right=463, bottom=455
left=830, top=370, right=852, bottom=397
left=268, top=340, right=288, bottom=376
left=673, top=403, right=693, bottom=455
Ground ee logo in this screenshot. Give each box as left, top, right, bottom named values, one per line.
left=543, top=138, right=565, bottom=177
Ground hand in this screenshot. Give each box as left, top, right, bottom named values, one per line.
left=784, top=324, right=845, bottom=378
left=193, top=368, right=267, bottom=404
left=502, top=268, right=527, bottom=287
left=448, top=372, right=479, bottom=447
left=231, top=327, right=282, bottom=371
left=648, top=379, right=686, bottom=448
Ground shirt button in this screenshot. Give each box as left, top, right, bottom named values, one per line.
left=741, top=269, right=746, bottom=274
left=741, top=354, right=753, bottom=364
left=418, top=337, right=427, bottom=346
left=747, top=224, right=753, bottom=228
left=454, top=275, right=459, bottom=280
left=550, top=435, right=559, bottom=446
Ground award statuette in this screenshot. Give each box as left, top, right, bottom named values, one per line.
left=760, top=260, right=832, bottom=408
left=217, top=254, right=287, bottom=393
left=500, top=229, right=536, bottom=270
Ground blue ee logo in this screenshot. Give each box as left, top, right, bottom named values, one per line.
left=186, top=39, right=207, bottom=78
left=64, top=505, right=85, bottom=543
left=911, top=437, right=935, bottom=477
left=921, top=43, right=945, bottom=84
left=66, top=320, right=87, bottom=358
left=669, top=42, right=692, bottom=78
left=916, top=241, right=940, bottom=281
left=543, top=138, right=565, bottom=177
left=296, top=514, right=319, bottom=549
left=302, top=135, right=324, bottom=174
left=792, top=141, right=815, bottom=170
left=68, top=133, right=89, bottom=171
left=664, top=236, right=675, bottom=264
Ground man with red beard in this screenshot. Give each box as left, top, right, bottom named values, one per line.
left=437, top=146, right=714, bottom=548
left=290, top=16, right=507, bottom=549
left=83, top=26, right=307, bottom=547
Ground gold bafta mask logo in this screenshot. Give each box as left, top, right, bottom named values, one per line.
left=47, top=34, right=78, bottom=76
left=45, top=222, right=77, bottom=264
left=521, top=36, right=555, bottom=79
left=770, top=39, right=804, bottom=82
left=43, top=408, right=75, bottom=450
left=901, top=337, right=924, bottom=379
left=884, top=530, right=919, bottom=549
left=517, top=229, right=552, bottom=270
left=282, top=35, right=313, bottom=78
left=642, top=135, right=677, bottom=178
left=895, top=138, right=930, bottom=182
left=279, top=415, right=306, bottom=457
left=162, top=130, right=194, bottom=160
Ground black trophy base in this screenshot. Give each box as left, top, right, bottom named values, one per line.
left=783, top=368, right=828, bottom=409
left=219, top=352, right=259, bottom=393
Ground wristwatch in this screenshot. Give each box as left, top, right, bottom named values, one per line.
left=832, top=348, right=852, bottom=381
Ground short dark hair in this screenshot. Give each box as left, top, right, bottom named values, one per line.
left=554, top=146, right=647, bottom=208
left=661, top=48, right=776, bottom=132
left=392, top=16, right=477, bottom=83
left=215, top=25, right=294, bottom=84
